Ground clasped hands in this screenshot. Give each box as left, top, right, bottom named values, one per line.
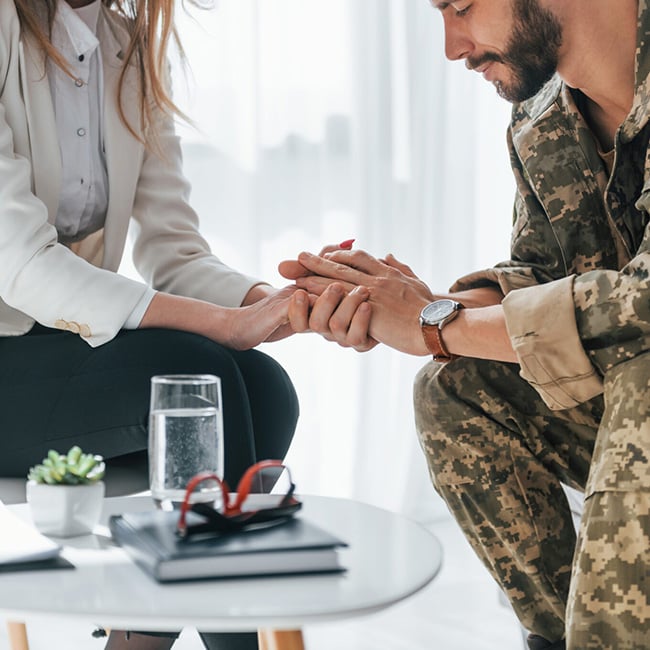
left=278, top=246, right=436, bottom=355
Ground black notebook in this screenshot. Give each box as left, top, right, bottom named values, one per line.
left=109, top=510, right=347, bottom=583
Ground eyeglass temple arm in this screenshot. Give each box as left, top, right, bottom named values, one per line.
left=177, top=471, right=230, bottom=537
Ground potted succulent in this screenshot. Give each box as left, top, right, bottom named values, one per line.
left=26, top=446, right=106, bottom=537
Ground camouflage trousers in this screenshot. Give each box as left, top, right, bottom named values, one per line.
left=414, top=354, right=650, bottom=650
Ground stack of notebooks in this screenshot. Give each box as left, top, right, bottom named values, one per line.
left=109, top=509, right=347, bottom=583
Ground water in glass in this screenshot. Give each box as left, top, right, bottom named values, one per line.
left=148, top=375, right=224, bottom=510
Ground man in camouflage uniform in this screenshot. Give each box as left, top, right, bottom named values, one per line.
left=283, top=0, right=650, bottom=648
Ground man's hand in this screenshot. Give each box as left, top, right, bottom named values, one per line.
left=285, top=249, right=436, bottom=355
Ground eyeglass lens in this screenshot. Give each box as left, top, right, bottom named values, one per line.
left=238, top=465, right=293, bottom=512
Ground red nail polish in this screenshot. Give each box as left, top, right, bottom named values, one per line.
left=339, top=239, right=355, bottom=249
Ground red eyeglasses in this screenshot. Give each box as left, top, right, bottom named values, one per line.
left=176, top=460, right=301, bottom=539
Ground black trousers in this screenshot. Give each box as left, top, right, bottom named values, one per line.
left=0, top=325, right=300, bottom=650
left=0, top=325, right=298, bottom=481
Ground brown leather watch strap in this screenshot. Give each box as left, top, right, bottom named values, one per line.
left=421, top=324, right=457, bottom=362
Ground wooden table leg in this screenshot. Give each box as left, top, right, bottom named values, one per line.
left=258, top=629, right=305, bottom=650
left=6, top=621, right=29, bottom=650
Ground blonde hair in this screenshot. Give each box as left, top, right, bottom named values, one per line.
left=14, top=0, right=193, bottom=145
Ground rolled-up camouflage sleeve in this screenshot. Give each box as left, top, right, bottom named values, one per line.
left=506, top=222, right=650, bottom=411
left=502, top=277, right=604, bottom=410
left=454, top=260, right=605, bottom=412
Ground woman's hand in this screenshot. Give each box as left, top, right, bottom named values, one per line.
left=278, top=239, right=355, bottom=280
left=139, top=286, right=301, bottom=351
left=227, top=285, right=302, bottom=348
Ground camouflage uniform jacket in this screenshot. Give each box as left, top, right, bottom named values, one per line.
left=452, top=0, right=650, bottom=411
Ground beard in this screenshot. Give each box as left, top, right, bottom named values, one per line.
left=468, top=0, right=563, bottom=103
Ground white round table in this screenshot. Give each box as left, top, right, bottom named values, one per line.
left=1, top=495, right=442, bottom=646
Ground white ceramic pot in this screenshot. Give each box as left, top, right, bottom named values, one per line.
left=26, top=480, right=105, bottom=537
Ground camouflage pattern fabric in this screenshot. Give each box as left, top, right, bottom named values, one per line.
left=567, top=353, right=650, bottom=649
left=414, top=356, right=650, bottom=647
left=454, top=3, right=650, bottom=377
left=413, top=2, right=650, bottom=646
left=414, top=358, right=600, bottom=642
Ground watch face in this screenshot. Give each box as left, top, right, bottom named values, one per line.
left=421, top=299, right=457, bottom=325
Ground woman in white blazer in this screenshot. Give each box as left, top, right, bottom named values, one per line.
left=1, top=2, right=301, bottom=649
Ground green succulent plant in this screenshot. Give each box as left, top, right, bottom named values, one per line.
left=28, top=446, right=105, bottom=485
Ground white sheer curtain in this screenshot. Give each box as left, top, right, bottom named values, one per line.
left=166, top=0, right=514, bottom=522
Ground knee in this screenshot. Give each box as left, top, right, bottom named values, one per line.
left=413, top=357, right=483, bottom=465
left=413, top=357, right=520, bottom=483
left=413, top=359, right=477, bottom=491
left=586, top=352, right=650, bottom=496
left=413, top=360, right=447, bottom=430
left=413, top=357, right=484, bottom=436
left=229, top=349, right=299, bottom=425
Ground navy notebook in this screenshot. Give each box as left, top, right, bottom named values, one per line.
left=109, top=510, right=347, bottom=583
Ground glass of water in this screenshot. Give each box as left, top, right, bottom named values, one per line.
left=148, top=374, right=224, bottom=510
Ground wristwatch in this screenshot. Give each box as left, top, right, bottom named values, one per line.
left=419, top=299, right=464, bottom=362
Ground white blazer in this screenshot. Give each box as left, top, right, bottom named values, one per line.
left=0, top=2, right=258, bottom=346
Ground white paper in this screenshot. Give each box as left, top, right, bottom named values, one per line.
left=0, top=501, right=61, bottom=564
